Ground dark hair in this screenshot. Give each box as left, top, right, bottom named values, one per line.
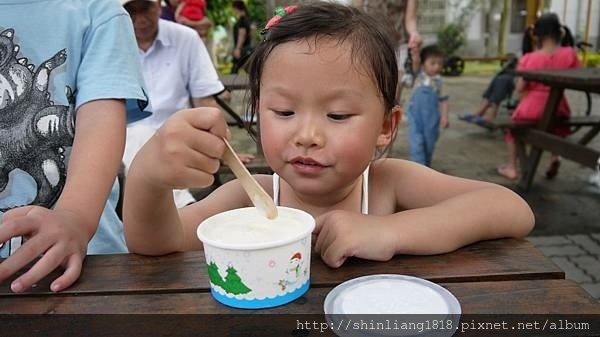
left=244, top=2, right=398, bottom=153
left=560, top=25, right=575, bottom=47
left=533, top=13, right=562, bottom=44
left=232, top=0, right=248, bottom=15
left=521, top=25, right=535, bottom=55
left=419, top=45, right=444, bottom=63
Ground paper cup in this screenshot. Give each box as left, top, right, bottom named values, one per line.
left=197, top=207, right=315, bottom=309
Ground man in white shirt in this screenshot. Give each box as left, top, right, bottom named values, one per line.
left=121, top=0, right=228, bottom=206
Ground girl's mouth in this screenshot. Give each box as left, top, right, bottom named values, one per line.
left=290, top=157, right=327, bottom=175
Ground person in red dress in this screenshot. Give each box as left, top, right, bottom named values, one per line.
left=498, top=13, right=581, bottom=181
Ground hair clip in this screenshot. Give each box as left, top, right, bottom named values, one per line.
left=262, top=5, right=298, bottom=34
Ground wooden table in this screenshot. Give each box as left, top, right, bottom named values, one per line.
left=2, top=239, right=600, bottom=336
left=513, top=68, right=600, bottom=191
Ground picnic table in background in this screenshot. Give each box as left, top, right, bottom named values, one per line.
left=217, top=74, right=272, bottom=177
left=503, top=68, right=600, bottom=191
left=2, top=238, right=600, bottom=336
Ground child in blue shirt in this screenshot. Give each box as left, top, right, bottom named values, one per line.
left=407, top=45, right=449, bottom=167
left=0, top=0, right=149, bottom=293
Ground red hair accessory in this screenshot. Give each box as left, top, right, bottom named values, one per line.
left=264, top=5, right=298, bottom=31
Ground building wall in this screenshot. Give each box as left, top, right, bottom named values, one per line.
left=418, top=0, right=599, bottom=57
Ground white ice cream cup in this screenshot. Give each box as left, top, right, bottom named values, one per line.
left=197, top=207, right=315, bottom=309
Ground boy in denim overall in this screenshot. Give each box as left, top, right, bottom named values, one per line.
left=407, top=45, right=449, bottom=167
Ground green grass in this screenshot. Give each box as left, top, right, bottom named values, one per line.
left=462, top=61, right=502, bottom=76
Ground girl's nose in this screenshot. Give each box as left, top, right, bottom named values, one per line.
left=293, top=118, right=325, bottom=148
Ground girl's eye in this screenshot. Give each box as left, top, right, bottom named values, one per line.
left=273, top=110, right=294, bottom=117
left=327, top=113, right=352, bottom=121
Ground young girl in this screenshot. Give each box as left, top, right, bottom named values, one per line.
left=497, top=13, right=581, bottom=181
left=123, top=2, right=534, bottom=267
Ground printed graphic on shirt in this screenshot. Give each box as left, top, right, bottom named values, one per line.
left=0, top=28, right=75, bottom=214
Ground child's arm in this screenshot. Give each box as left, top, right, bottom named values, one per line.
left=233, top=25, right=248, bottom=60
left=0, top=100, right=126, bottom=292
left=315, top=160, right=534, bottom=267
left=174, top=1, right=185, bottom=22
left=123, top=107, right=246, bottom=255
left=440, top=99, right=449, bottom=128
left=405, top=0, right=422, bottom=50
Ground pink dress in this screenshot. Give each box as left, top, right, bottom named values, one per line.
left=508, top=47, right=581, bottom=140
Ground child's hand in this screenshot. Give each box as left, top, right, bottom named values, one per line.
left=0, top=206, right=91, bottom=293
left=132, top=107, right=229, bottom=190
left=407, top=31, right=422, bottom=50
left=313, top=210, right=396, bottom=268
left=440, top=115, right=449, bottom=128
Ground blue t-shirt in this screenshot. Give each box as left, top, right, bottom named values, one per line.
left=0, top=0, right=151, bottom=257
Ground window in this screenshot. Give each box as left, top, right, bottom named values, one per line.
left=510, top=0, right=528, bottom=33
left=418, top=0, right=446, bottom=34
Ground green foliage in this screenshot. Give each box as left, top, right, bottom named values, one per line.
left=437, top=23, right=465, bottom=57
left=583, top=52, right=600, bottom=68
left=207, top=0, right=233, bottom=27
left=207, top=0, right=267, bottom=29
left=247, top=0, right=268, bottom=28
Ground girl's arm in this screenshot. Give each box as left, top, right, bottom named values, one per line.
left=388, top=160, right=534, bottom=254
left=314, top=160, right=534, bottom=267
left=123, top=108, right=230, bottom=255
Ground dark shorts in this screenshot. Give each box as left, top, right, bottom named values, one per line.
left=483, top=73, right=515, bottom=105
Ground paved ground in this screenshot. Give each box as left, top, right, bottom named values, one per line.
left=225, top=75, right=600, bottom=299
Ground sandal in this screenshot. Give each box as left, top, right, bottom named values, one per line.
left=545, top=160, right=561, bottom=180
left=459, top=114, right=476, bottom=122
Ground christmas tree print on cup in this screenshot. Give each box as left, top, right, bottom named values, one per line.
left=197, top=207, right=314, bottom=309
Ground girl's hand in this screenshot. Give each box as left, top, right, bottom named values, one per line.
left=132, top=107, right=229, bottom=190
left=313, top=210, right=396, bottom=268
left=0, top=206, right=91, bottom=293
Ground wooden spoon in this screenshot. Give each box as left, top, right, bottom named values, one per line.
left=221, top=139, right=278, bottom=219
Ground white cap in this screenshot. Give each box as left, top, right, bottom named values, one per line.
left=120, top=0, right=158, bottom=6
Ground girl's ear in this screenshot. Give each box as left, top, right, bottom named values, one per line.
left=376, top=105, right=402, bottom=147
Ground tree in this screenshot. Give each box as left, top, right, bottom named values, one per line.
left=222, top=266, right=252, bottom=295
left=437, top=23, right=465, bottom=57
left=207, top=261, right=225, bottom=288
left=438, top=0, right=483, bottom=56
left=497, top=0, right=509, bottom=56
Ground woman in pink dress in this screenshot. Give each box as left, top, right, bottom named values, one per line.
left=498, top=13, right=581, bottom=181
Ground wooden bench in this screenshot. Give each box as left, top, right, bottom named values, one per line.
left=489, top=115, right=600, bottom=130
left=488, top=115, right=600, bottom=171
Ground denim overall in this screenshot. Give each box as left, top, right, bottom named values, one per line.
left=407, top=73, right=447, bottom=167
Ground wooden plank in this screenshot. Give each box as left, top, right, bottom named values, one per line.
left=515, top=68, right=600, bottom=94
left=516, top=129, right=600, bottom=169
left=0, top=239, right=563, bottom=296
left=1, top=279, right=596, bottom=315
left=490, top=115, right=600, bottom=129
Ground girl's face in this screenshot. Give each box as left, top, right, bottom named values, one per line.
left=422, top=55, right=444, bottom=77
left=259, top=39, right=395, bottom=198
